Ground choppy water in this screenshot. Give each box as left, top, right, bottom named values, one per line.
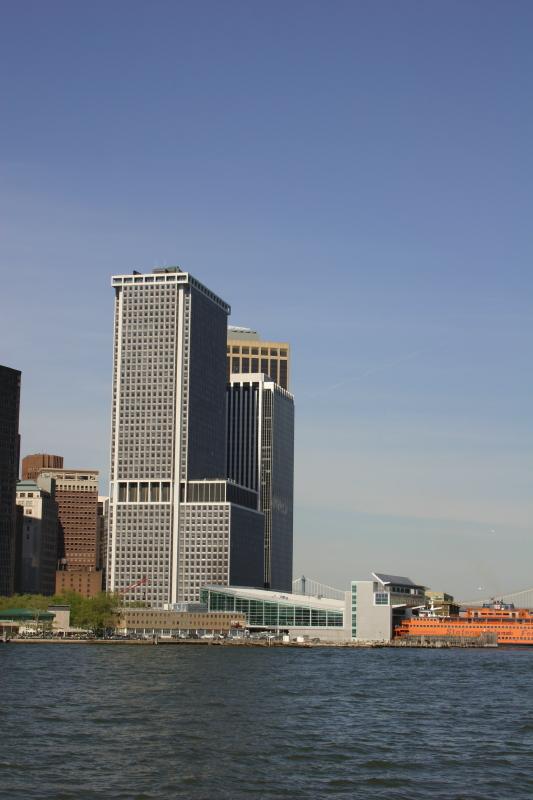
left=1, top=644, right=532, bottom=799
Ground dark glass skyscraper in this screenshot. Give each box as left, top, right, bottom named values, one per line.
left=0, top=365, right=21, bottom=596
left=226, top=374, right=294, bottom=591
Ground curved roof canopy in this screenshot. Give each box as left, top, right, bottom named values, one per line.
left=0, top=609, right=55, bottom=621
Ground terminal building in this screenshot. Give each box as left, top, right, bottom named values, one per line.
left=201, top=584, right=345, bottom=641
left=348, top=573, right=426, bottom=642
left=200, top=572, right=426, bottom=643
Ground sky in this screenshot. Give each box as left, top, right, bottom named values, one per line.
left=1, top=1, right=532, bottom=599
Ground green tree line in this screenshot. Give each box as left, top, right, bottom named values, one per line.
left=0, top=591, right=125, bottom=632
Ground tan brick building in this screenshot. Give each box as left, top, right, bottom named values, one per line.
left=117, top=607, right=246, bottom=636
left=227, top=327, right=290, bottom=389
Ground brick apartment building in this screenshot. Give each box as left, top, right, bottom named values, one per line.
left=31, top=464, right=101, bottom=597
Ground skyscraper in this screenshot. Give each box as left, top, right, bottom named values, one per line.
left=108, top=267, right=264, bottom=606
left=0, top=365, right=21, bottom=596
left=227, top=327, right=290, bottom=390
left=226, top=373, right=294, bottom=591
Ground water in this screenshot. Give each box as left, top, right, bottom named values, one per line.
left=1, top=645, right=532, bottom=800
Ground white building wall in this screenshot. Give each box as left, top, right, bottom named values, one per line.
left=347, top=581, right=393, bottom=642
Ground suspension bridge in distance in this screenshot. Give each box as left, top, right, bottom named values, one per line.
left=293, top=576, right=533, bottom=610
left=458, top=586, right=533, bottom=610
left=292, top=576, right=346, bottom=601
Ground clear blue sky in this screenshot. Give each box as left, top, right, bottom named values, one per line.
left=1, top=1, right=532, bottom=598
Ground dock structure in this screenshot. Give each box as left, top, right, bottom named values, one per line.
left=392, top=633, right=498, bottom=648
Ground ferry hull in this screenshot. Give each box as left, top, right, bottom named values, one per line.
left=395, top=607, right=533, bottom=646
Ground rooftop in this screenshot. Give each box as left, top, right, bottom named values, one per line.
left=16, top=479, right=40, bottom=491
left=111, top=269, right=230, bottom=314
left=227, top=326, right=261, bottom=340
left=372, top=572, right=424, bottom=588
left=204, top=585, right=344, bottom=611
left=228, top=373, right=294, bottom=400
left=0, top=609, right=55, bottom=621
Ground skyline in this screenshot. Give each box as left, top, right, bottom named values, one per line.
left=1, top=2, right=532, bottom=598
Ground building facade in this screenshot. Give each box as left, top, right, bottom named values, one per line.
left=15, top=477, right=59, bottom=595
left=55, top=568, right=102, bottom=597
left=117, top=607, right=247, bottom=637
left=108, top=267, right=265, bottom=606
left=347, top=572, right=426, bottom=642
left=226, top=374, right=294, bottom=591
left=0, top=365, right=21, bottom=596
left=97, top=496, right=109, bottom=588
left=201, top=585, right=345, bottom=641
left=36, top=468, right=99, bottom=571
left=227, top=327, right=290, bottom=390
left=177, top=480, right=264, bottom=603
left=22, top=453, right=64, bottom=481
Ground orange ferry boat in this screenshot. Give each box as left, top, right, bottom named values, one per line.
left=394, top=604, right=533, bottom=646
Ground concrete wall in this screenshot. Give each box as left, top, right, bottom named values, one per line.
left=347, top=581, right=393, bottom=642
left=287, top=627, right=347, bottom=643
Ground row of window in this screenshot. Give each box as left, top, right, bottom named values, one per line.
left=204, top=591, right=344, bottom=627
left=227, top=346, right=288, bottom=357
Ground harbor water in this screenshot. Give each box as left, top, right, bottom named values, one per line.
left=1, top=645, right=532, bottom=799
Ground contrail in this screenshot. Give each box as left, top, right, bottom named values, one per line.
left=306, top=349, right=423, bottom=397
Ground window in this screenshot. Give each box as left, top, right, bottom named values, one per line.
left=374, top=592, right=389, bottom=605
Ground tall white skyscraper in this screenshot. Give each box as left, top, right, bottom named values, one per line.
left=108, top=267, right=264, bottom=606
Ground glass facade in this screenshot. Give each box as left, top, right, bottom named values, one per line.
left=187, top=288, right=228, bottom=480
left=201, top=588, right=343, bottom=628
left=226, top=377, right=294, bottom=592
left=0, top=366, right=20, bottom=596
left=268, top=386, right=294, bottom=591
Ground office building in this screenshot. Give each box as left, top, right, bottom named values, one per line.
left=22, top=453, right=64, bottom=481
left=15, top=477, right=59, bottom=595
left=35, top=467, right=99, bottom=571
left=108, top=267, right=264, bottom=606
left=226, top=373, right=294, bottom=591
left=227, top=327, right=290, bottom=389
left=177, top=479, right=263, bottom=603
left=0, top=365, right=21, bottom=595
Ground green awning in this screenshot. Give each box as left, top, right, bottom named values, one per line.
left=0, top=608, right=55, bottom=621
